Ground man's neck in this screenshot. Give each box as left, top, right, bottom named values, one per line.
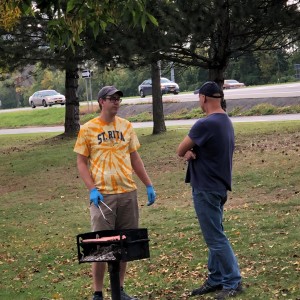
left=205, top=107, right=225, bottom=116
left=99, top=111, right=116, bottom=123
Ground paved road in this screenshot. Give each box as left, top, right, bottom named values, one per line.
left=1, top=82, right=300, bottom=113
left=1, top=114, right=299, bottom=135
left=125, top=82, right=300, bottom=104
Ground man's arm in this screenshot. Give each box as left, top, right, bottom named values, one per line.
left=77, top=153, right=95, bottom=191
left=177, top=135, right=196, bottom=159
left=130, top=151, right=152, bottom=186
left=130, top=150, right=156, bottom=206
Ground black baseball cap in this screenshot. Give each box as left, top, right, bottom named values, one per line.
left=194, top=81, right=223, bottom=98
left=97, top=86, right=123, bottom=100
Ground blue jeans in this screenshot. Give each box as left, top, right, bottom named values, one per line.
left=192, top=188, right=241, bottom=289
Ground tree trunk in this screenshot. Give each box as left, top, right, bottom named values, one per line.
left=151, top=61, right=166, bottom=134
left=209, top=68, right=227, bottom=111
left=64, top=60, right=80, bottom=136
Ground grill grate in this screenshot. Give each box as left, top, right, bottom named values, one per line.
left=76, top=228, right=150, bottom=263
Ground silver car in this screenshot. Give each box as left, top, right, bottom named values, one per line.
left=223, top=79, right=245, bottom=89
left=29, top=90, right=66, bottom=108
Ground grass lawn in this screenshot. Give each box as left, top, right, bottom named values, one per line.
left=0, top=122, right=299, bottom=299
left=1, top=102, right=300, bottom=128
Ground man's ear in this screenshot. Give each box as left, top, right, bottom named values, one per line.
left=98, top=98, right=103, bottom=110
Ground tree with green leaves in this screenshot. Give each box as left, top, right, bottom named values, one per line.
left=129, top=0, right=300, bottom=113
left=90, top=0, right=174, bottom=134
left=0, top=0, right=157, bottom=136
left=2, top=0, right=300, bottom=135
left=159, top=0, right=300, bottom=86
left=88, top=0, right=300, bottom=133
left=0, top=0, right=23, bottom=31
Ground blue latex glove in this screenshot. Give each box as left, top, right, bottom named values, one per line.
left=89, top=188, right=104, bottom=207
left=146, top=185, right=156, bottom=206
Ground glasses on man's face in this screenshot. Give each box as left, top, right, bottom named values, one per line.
left=104, top=96, right=122, bottom=103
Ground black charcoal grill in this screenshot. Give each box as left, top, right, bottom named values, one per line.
left=76, top=228, right=150, bottom=300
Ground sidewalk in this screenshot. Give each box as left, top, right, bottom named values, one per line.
left=0, top=114, right=300, bottom=135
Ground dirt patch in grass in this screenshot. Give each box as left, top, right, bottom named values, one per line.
left=138, top=127, right=300, bottom=211
left=1, top=124, right=299, bottom=211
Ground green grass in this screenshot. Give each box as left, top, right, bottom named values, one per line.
left=243, top=103, right=300, bottom=116
left=0, top=122, right=300, bottom=299
left=127, top=108, right=205, bottom=122
left=1, top=103, right=300, bottom=129
left=0, top=108, right=66, bottom=128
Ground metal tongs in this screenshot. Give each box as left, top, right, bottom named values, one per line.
left=97, top=201, right=116, bottom=229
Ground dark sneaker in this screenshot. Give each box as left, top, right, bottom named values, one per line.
left=92, top=294, right=103, bottom=300
left=191, top=280, right=223, bottom=296
left=214, top=282, right=244, bottom=300
left=120, top=290, right=139, bottom=300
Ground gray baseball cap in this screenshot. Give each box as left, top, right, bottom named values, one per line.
left=97, top=86, right=123, bottom=100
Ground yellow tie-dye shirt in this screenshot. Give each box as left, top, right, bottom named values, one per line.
left=74, top=116, right=140, bottom=194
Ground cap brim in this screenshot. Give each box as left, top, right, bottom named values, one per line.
left=194, top=90, right=223, bottom=98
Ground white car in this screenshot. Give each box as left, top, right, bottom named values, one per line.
left=29, top=90, right=66, bottom=108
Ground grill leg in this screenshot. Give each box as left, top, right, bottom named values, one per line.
left=108, top=261, right=121, bottom=300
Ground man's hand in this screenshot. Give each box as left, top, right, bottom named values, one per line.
left=89, top=188, right=104, bottom=207
left=146, top=186, right=156, bottom=206
left=184, top=150, right=196, bottom=161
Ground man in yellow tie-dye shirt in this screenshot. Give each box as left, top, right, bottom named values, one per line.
left=74, top=86, right=156, bottom=300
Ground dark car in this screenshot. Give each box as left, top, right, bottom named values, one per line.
left=138, top=77, right=180, bottom=97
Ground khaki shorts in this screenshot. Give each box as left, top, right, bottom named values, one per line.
left=90, top=190, right=139, bottom=231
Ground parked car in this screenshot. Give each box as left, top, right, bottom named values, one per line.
left=29, top=90, right=66, bottom=108
left=138, top=77, right=180, bottom=97
left=223, top=79, right=245, bottom=89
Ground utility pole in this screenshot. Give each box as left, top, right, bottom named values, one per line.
left=170, top=62, right=175, bottom=82
left=82, top=69, right=93, bottom=112
left=158, top=61, right=161, bottom=77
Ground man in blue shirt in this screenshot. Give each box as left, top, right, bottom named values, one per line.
left=177, top=81, right=243, bottom=300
